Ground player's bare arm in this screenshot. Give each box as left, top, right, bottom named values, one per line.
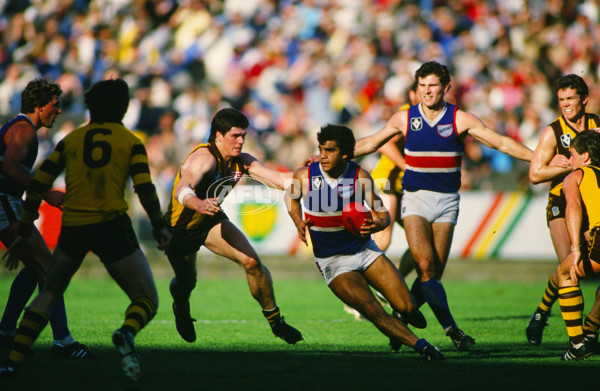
left=377, top=135, right=406, bottom=170
left=357, top=168, right=390, bottom=236
left=242, top=152, right=293, bottom=190
left=456, top=110, right=532, bottom=162
left=354, top=110, right=407, bottom=158
left=2, top=122, right=37, bottom=189
left=3, top=123, right=65, bottom=209
left=175, top=148, right=220, bottom=215
left=285, top=166, right=310, bottom=245
left=529, top=126, right=572, bottom=184
left=562, top=169, right=584, bottom=282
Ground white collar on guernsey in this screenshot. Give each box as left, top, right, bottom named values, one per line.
left=319, top=162, right=349, bottom=187
left=17, top=113, right=36, bottom=128
left=418, top=102, right=448, bottom=128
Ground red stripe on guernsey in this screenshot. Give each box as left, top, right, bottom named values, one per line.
left=304, top=211, right=343, bottom=228
left=405, top=153, right=462, bottom=169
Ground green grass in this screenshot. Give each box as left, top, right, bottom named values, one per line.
left=1, top=256, right=599, bottom=390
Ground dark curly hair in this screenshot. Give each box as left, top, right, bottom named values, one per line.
left=555, top=74, right=589, bottom=98
left=21, top=79, right=63, bottom=114
left=317, top=124, right=355, bottom=160
left=415, top=61, right=451, bottom=87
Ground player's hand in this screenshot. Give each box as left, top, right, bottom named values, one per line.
left=43, top=190, right=65, bottom=210
left=359, top=218, right=385, bottom=236
left=303, top=155, right=319, bottom=166
left=548, top=154, right=571, bottom=169
left=197, top=197, right=221, bottom=215
left=566, top=251, right=583, bottom=283
left=295, top=218, right=312, bottom=245
left=152, top=227, right=172, bottom=253
left=2, top=236, right=34, bottom=273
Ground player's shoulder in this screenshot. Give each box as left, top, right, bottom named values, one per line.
left=293, top=165, right=309, bottom=176
left=356, top=164, right=373, bottom=180
left=184, top=145, right=217, bottom=171
left=534, top=124, right=559, bottom=148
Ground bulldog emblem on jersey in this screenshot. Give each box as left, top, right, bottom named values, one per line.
left=437, top=124, right=453, bottom=137
left=560, top=134, right=572, bottom=149
left=338, top=184, right=355, bottom=198
left=410, top=117, right=423, bottom=131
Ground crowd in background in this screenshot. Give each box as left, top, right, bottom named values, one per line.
left=0, top=0, right=599, bottom=202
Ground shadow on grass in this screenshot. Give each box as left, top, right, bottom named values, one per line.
left=1, top=342, right=598, bottom=391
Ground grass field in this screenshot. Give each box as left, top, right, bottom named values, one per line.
left=1, top=252, right=599, bottom=391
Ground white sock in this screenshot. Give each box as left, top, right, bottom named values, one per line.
left=54, top=335, right=76, bottom=346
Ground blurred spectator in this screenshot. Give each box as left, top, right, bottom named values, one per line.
left=0, top=0, right=597, bottom=197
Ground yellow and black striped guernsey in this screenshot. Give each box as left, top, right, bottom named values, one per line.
left=165, top=142, right=246, bottom=231
left=20, top=122, right=164, bottom=231
left=549, top=113, right=600, bottom=196
left=577, top=165, right=600, bottom=231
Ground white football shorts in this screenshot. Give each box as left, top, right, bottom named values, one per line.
left=315, top=240, right=383, bottom=285
left=401, top=189, right=460, bottom=224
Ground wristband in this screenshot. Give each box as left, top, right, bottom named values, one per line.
left=177, top=187, right=196, bottom=206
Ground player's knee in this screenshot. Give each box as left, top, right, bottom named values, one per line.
left=415, top=259, right=434, bottom=277
left=240, top=255, right=262, bottom=273
left=173, top=271, right=197, bottom=291
left=392, top=297, right=414, bottom=314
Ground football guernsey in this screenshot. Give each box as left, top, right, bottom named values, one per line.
left=19, top=121, right=164, bottom=230
left=303, top=161, right=368, bottom=258
left=548, top=113, right=600, bottom=197
left=165, top=142, right=246, bottom=231
left=577, top=165, right=600, bottom=231
left=403, top=103, right=464, bottom=193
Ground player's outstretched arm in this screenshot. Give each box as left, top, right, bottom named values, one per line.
left=354, top=110, right=407, bottom=158
left=242, top=152, right=293, bottom=190
left=457, top=110, right=532, bottom=162
left=285, top=167, right=310, bottom=246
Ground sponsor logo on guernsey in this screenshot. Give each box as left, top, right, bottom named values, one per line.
left=232, top=171, right=242, bottom=182
left=338, top=184, right=354, bottom=198
left=437, top=124, right=453, bottom=137
left=312, top=176, right=323, bottom=190
left=410, top=117, right=423, bottom=131
left=560, top=134, right=572, bottom=149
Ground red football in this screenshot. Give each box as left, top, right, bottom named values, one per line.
left=342, top=201, right=371, bottom=237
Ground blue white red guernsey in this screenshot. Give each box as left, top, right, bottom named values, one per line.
left=303, top=161, right=369, bottom=258
left=403, top=102, right=464, bottom=193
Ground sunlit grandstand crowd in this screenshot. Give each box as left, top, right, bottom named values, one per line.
left=0, top=0, right=599, bottom=196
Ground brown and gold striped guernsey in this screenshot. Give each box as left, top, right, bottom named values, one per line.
left=549, top=113, right=600, bottom=196
left=165, top=142, right=247, bottom=231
